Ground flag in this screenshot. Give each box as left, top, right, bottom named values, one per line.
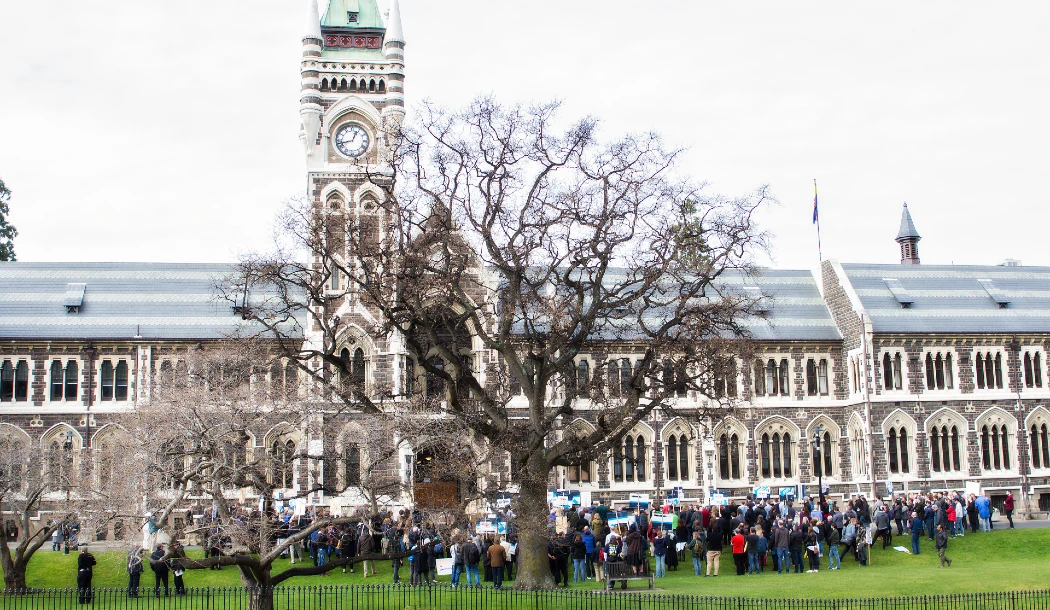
left=812, top=179, right=819, bottom=224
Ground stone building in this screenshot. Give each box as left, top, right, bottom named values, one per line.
left=1, top=0, right=1049, bottom=522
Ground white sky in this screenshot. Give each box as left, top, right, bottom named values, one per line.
left=1, top=1, right=1048, bottom=270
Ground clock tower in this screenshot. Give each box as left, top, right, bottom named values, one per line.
left=300, top=0, right=405, bottom=202
left=298, top=0, right=407, bottom=396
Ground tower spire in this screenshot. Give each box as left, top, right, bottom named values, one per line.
left=303, top=0, right=322, bottom=42
left=895, top=202, right=921, bottom=265
left=385, top=0, right=405, bottom=44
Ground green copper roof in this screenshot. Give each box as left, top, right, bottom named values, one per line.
left=322, top=0, right=386, bottom=29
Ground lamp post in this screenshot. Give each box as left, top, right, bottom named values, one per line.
left=704, top=432, right=715, bottom=505
left=811, top=425, right=825, bottom=511
left=62, top=431, right=74, bottom=554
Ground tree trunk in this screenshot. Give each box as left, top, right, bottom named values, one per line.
left=239, top=567, right=273, bottom=610
left=2, top=562, right=28, bottom=592
left=512, top=451, right=555, bottom=589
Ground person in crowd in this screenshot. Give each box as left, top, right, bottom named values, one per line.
left=653, top=529, right=668, bottom=578
left=169, top=542, right=186, bottom=596
left=150, top=543, right=170, bottom=597
left=805, top=525, right=820, bottom=573
left=462, top=535, right=481, bottom=587
left=967, top=495, right=980, bottom=533
left=730, top=526, right=747, bottom=576
left=450, top=536, right=464, bottom=587
left=581, top=527, right=596, bottom=579
left=604, top=533, right=627, bottom=590
left=1004, top=492, right=1015, bottom=529
left=687, top=531, right=704, bottom=576
left=358, top=523, right=376, bottom=578
left=976, top=494, right=992, bottom=532
left=126, top=547, right=144, bottom=598
left=774, top=520, right=790, bottom=574
left=826, top=521, right=841, bottom=570
left=788, top=523, right=805, bottom=574
left=488, top=535, right=508, bottom=589
left=706, top=522, right=722, bottom=577
left=745, top=527, right=761, bottom=575
left=910, top=511, right=924, bottom=555
left=624, top=525, right=642, bottom=578
left=52, top=524, right=64, bottom=552
left=76, top=544, right=96, bottom=604
left=935, top=524, right=953, bottom=567
left=571, top=533, right=588, bottom=583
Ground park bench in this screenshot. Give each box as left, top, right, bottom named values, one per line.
left=604, top=559, right=654, bottom=589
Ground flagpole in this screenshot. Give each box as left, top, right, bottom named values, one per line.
left=813, top=178, right=823, bottom=262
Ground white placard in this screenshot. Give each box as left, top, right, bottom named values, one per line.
left=436, top=558, right=454, bottom=576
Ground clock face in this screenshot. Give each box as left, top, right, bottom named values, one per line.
left=334, top=123, right=370, bottom=158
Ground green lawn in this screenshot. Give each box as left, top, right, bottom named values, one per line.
left=5, top=527, right=1050, bottom=601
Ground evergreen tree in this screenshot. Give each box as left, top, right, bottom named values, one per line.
left=0, top=177, right=16, bottom=261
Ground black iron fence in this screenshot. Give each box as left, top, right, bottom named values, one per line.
left=2, top=586, right=1048, bottom=610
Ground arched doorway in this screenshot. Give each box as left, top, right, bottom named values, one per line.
left=413, top=448, right=459, bottom=509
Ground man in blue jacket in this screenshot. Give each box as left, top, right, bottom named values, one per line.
left=910, top=512, right=924, bottom=555
left=975, top=495, right=992, bottom=532
left=581, top=527, right=596, bottom=579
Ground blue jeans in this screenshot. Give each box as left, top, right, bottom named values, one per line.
left=911, top=532, right=921, bottom=555
left=466, top=563, right=480, bottom=586
left=747, top=553, right=759, bottom=574
left=317, top=547, right=328, bottom=566
left=451, top=564, right=462, bottom=585
left=573, top=558, right=587, bottom=582
left=655, top=555, right=666, bottom=577
left=980, top=517, right=991, bottom=532
left=828, top=545, right=840, bottom=569
left=776, top=548, right=789, bottom=573
left=692, top=556, right=702, bottom=576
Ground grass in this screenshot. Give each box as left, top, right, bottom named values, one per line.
left=4, top=527, right=1049, bottom=602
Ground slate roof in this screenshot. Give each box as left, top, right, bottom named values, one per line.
left=725, top=268, right=841, bottom=342
left=840, top=263, right=1050, bottom=334
left=0, top=262, right=300, bottom=341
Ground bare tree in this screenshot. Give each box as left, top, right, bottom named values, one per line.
left=0, top=428, right=125, bottom=591
left=235, top=98, right=769, bottom=588
left=122, top=341, right=480, bottom=610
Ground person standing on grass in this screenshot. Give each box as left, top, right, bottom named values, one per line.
left=1004, top=492, right=1015, bottom=528
left=967, top=495, right=979, bottom=533
left=788, top=523, right=805, bottom=574
left=687, top=531, right=704, bottom=576
left=582, top=526, right=596, bottom=579
left=976, top=494, right=992, bottom=532
left=126, top=547, right=144, bottom=597
left=774, top=520, right=790, bottom=574
left=150, top=544, right=170, bottom=597
left=730, top=526, right=747, bottom=576
left=706, top=523, right=722, bottom=577
left=169, top=542, right=186, bottom=596
left=358, top=523, right=376, bottom=578
left=826, top=522, right=841, bottom=570
left=653, top=528, right=668, bottom=578
left=488, top=535, right=508, bottom=589
left=571, top=533, right=588, bottom=583
left=462, top=536, right=481, bottom=587
left=910, top=512, right=923, bottom=555
left=76, top=544, right=96, bottom=604
left=745, top=527, right=761, bottom=575
left=874, top=505, right=892, bottom=549
left=935, top=524, right=952, bottom=567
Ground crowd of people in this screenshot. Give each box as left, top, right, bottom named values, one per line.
left=66, top=488, right=1014, bottom=598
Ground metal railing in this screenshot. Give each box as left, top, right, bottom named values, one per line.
left=2, top=586, right=1048, bottom=610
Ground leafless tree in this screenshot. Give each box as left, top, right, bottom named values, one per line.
left=0, top=428, right=127, bottom=591
left=118, top=341, right=480, bottom=610
left=234, top=98, right=770, bottom=588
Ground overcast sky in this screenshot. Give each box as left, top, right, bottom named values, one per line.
left=1, top=1, right=1047, bottom=271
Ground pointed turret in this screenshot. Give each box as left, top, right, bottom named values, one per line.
left=303, top=0, right=322, bottom=42
left=299, top=0, right=323, bottom=155
left=385, top=0, right=405, bottom=44
left=382, top=0, right=406, bottom=123
left=895, top=203, right=921, bottom=265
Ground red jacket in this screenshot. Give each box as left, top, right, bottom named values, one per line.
left=1004, top=495, right=1014, bottom=511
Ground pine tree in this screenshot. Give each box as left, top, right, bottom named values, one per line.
left=0, top=176, right=17, bottom=261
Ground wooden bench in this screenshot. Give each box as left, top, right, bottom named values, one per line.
left=603, top=559, right=654, bottom=589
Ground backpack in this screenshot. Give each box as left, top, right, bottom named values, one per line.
left=462, top=542, right=480, bottom=565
